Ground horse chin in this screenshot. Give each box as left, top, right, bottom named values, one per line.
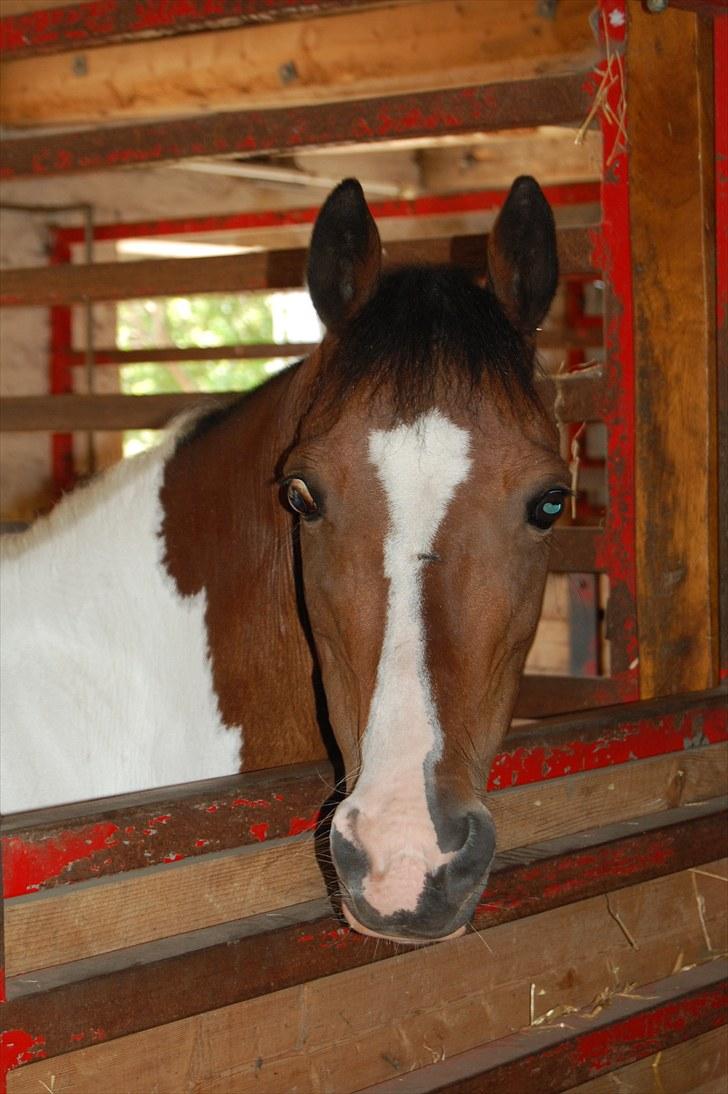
left=341, top=901, right=467, bottom=945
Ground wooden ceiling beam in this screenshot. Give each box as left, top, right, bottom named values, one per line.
left=0, top=71, right=594, bottom=180
left=0, top=0, right=597, bottom=129
left=0, top=0, right=400, bottom=59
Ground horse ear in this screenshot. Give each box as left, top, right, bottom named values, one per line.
left=307, top=179, right=382, bottom=334
left=487, top=176, right=558, bottom=334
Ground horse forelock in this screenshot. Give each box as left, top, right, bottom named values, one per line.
left=313, top=265, right=540, bottom=425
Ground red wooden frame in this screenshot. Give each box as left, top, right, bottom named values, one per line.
left=0, top=0, right=382, bottom=58
left=1, top=799, right=726, bottom=1076
left=3, top=690, right=725, bottom=898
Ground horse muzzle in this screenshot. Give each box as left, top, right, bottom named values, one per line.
left=330, top=803, right=495, bottom=943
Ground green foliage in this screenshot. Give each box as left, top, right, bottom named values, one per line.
left=117, top=294, right=278, bottom=455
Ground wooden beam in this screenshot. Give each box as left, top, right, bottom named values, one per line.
left=0, top=0, right=597, bottom=128
left=61, top=326, right=603, bottom=369
left=66, top=343, right=317, bottom=366
left=355, top=963, right=728, bottom=1094
left=5, top=689, right=723, bottom=896
left=4, top=741, right=726, bottom=976
left=0, top=227, right=594, bottom=308
left=629, top=5, right=720, bottom=695
left=2, top=803, right=725, bottom=1068
left=6, top=869, right=726, bottom=1092
left=0, top=0, right=398, bottom=58
left=0, top=71, right=594, bottom=180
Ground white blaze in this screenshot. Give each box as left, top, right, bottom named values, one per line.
left=336, top=410, right=471, bottom=916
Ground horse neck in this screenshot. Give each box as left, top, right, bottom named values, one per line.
left=160, top=368, right=326, bottom=770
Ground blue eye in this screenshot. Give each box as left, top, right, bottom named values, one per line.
left=527, top=488, right=567, bottom=530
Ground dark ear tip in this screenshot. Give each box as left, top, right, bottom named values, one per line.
left=324, top=178, right=366, bottom=209
left=509, top=176, right=550, bottom=207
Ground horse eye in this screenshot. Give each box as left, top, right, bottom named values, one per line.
left=527, top=488, right=568, bottom=531
left=286, top=478, right=320, bottom=520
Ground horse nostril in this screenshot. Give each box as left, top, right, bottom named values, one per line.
left=446, top=807, right=496, bottom=890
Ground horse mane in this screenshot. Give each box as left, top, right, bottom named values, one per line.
left=180, top=264, right=540, bottom=452
left=318, top=265, right=539, bottom=421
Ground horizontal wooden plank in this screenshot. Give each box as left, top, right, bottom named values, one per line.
left=514, top=674, right=631, bottom=718
left=359, top=961, right=728, bottom=1094
left=5, top=742, right=726, bottom=976
left=0, top=1, right=596, bottom=127
left=63, top=325, right=602, bottom=368
left=0, top=227, right=594, bottom=307
left=569, top=1026, right=727, bottom=1094
left=0, top=0, right=391, bottom=58
left=67, top=343, right=317, bottom=366
left=4, top=688, right=725, bottom=895
left=3, top=805, right=726, bottom=1061
left=0, top=71, right=594, bottom=180
left=5, top=872, right=726, bottom=1091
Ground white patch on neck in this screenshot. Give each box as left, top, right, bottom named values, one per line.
left=338, top=410, right=471, bottom=916
left=0, top=425, right=242, bottom=814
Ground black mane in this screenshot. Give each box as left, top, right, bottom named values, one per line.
left=318, top=265, right=538, bottom=420
left=181, top=264, right=539, bottom=451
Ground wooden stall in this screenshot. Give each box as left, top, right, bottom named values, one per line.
left=1, top=0, right=726, bottom=1090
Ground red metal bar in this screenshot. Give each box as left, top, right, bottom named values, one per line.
left=52, top=183, right=601, bottom=247
left=48, top=233, right=76, bottom=497
left=0, top=71, right=592, bottom=180
left=590, top=0, right=639, bottom=691
left=0, top=0, right=372, bottom=58
left=3, top=689, right=725, bottom=897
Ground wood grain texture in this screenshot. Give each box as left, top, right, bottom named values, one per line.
left=0, top=0, right=597, bottom=127
left=569, top=1026, right=727, bottom=1093
left=0, top=227, right=593, bottom=307
left=4, top=803, right=724, bottom=1062
left=629, top=4, right=720, bottom=695
left=5, top=742, right=726, bottom=976
left=7, top=869, right=726, bottom=1094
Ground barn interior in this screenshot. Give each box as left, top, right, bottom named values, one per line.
left=0, top=0, right=726, bottom=1091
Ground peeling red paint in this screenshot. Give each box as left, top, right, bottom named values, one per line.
left=288, top=813, right=319, bottom=836
left=0, top=1030, right=47, bottom=1072
left=205, top=804, right=219, bottom=813
left=2, top=821, right=119, bottom=898
left=573, top=989, right=727, bottom=1072
left=249, top=822, right=269, bottom=842
left=151, top=814, right=171, bottom=825
left=232, top=797, right=270, bottom=809
left=162, top=853, right=185, bottom=863
left=194, top=838, right=210, bottom=848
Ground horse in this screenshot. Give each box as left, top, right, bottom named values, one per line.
left=0, top=176, right=568, bottom=943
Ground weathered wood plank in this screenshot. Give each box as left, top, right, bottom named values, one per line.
left=0, top=1, right=596, bottom=127
left=66, top=343, right=317, bottom=366
left=0, top=227, right=593, bottom=307
left=569, top=1025, right=727, bottom=1094
left=0, top=71, right=594, bottom=180
left=0, top=0, right=397, bottom=58
left=629, top=4, right=720, bottom=695
left=358, top=962, right=728, bottom=1094
left=6, top=878, right=726, bottom=1093
left=5, top=743, right=726, bottom=976
left=3, top=804, right=725, bottom=1067
left=4, top=689, right=725, bottom=895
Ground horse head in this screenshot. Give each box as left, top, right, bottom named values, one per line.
left=280, top=178, right=568, bottom=942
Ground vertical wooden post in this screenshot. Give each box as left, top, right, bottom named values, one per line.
left=628, top=2, right=719, bottom=696
left=715, top=13, right=728, bottom=680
